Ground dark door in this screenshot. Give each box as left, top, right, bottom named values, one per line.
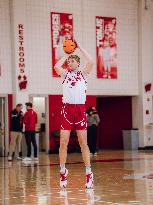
left=97, top=97, right=132, bottom=150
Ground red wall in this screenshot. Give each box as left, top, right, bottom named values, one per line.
left=49, top=95, right=132, bottom=151
left=97, top=97, right=132, bottom=150
left=86, top=96, right=96, bottom=109
left=48, top=95, right=96, bottom=151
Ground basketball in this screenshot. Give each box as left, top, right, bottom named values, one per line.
left=63, top=39, right=77, bottom=54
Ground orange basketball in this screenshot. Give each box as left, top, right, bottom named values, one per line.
left=63, top=39, right=77, bottom=54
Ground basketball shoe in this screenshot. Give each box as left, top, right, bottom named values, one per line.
left=86, top=172, right=94, bottom=189
left=60, top=168, right=68, bottom=189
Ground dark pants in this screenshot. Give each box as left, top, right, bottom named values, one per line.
left=87, top=125, right=97, bottom=154
left=25, top=131, right=37, bottom=158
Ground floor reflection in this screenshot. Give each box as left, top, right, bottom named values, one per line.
left=1, top=151, right=153, bottom=204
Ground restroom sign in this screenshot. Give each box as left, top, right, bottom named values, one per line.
left=17, top=24, right=27, bottom=90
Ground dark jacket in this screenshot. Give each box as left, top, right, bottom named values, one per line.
left=10, top=109, right=23, bottom=132
left=24, top=109, right=37, bottom=132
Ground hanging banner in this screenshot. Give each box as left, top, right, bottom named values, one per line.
left=51, top=12, right=73, bottom=77
left=17, top=24, right=27, bottom=90
left=96, top=17, right=117, bottom=79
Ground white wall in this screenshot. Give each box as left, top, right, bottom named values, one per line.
left=0, top=0, right=12, bottom=94
left=11, top=0, right=139, bottom=97
left=132, top=0, right=153, bottom=147
left=82, top=0, right=138, bottom=96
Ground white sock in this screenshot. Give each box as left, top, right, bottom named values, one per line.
left=60, top=164, right=65, bottom=173
left=86, top=166, right=91, bottom=174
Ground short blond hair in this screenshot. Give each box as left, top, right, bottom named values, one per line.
left=67, top=55, right=80, bottom=64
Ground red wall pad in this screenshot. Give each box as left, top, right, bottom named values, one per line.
left=97, top=97, right=132, bottom=150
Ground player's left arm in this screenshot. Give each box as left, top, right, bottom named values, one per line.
left=76, top=41, right=94, bottom=74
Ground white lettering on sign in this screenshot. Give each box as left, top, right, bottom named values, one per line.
left=18, top=24, right=27, bottom=90
left=96, top=18, right=104, bottom=47
left=52, top=14, right=60, bottom=47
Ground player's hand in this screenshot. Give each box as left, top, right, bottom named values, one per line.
left=73, top=38, right=80, bottom=49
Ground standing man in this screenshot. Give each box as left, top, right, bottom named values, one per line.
left=87, top=107, right=100, bottom=156
left=23, top=102, right=38, bottom=161
left=8, top=104, right=23, bottom=161
left=54, top=40, right=94, bottom=189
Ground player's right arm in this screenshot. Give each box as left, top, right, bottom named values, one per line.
left=54, top=55, right=68, bottom=76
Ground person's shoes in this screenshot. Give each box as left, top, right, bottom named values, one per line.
left=22, top=161, right=32, bottom=166
left=86, top=172, right=94, bottom=189
left=60, top=168, right=68, bottom=189
left=22, top=157, right=32, bottom=161
left=93, top=152, right=97, bottom=156
left=8, top=156, right=12, bottom=161
left=17, top=156, right=22, bottom=160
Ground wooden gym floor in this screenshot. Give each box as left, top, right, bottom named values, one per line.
left=0, top=150, right=153, bottom=205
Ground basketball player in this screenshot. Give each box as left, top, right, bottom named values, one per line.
left=54, top=40, right=94, bottom=189
left=99, top=34, right=111, bottom=78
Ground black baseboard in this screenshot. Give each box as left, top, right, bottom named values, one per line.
left=138, top=146, right=153, bottom=150
left=48, top=149, right=81, bottom=154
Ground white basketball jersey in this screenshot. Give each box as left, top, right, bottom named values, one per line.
left=62, top=70, right=87, bottom=104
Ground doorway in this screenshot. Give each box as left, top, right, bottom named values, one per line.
left=32, top=96, right=48, bottom=153
left=97, top=96, right=132, bottom=150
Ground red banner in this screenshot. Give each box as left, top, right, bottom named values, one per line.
left=96, top=17, right=117, bottom=79
left=51, top=12, right=73, bottom=77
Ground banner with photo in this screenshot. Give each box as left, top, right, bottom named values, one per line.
left=96, top=17, right=117, bottom=79
left=51, top=12, right=73, bottom=77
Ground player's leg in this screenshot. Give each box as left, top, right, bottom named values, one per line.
left=59, top=129, right=70, bottom=189
left=77, top=130, right=94, bottom=189
left=8, top=132, right=17, bottom=161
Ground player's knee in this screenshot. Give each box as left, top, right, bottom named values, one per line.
left=79, top=140, right=88, bottom=149
left=60, top=140, right=68, bottom=149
